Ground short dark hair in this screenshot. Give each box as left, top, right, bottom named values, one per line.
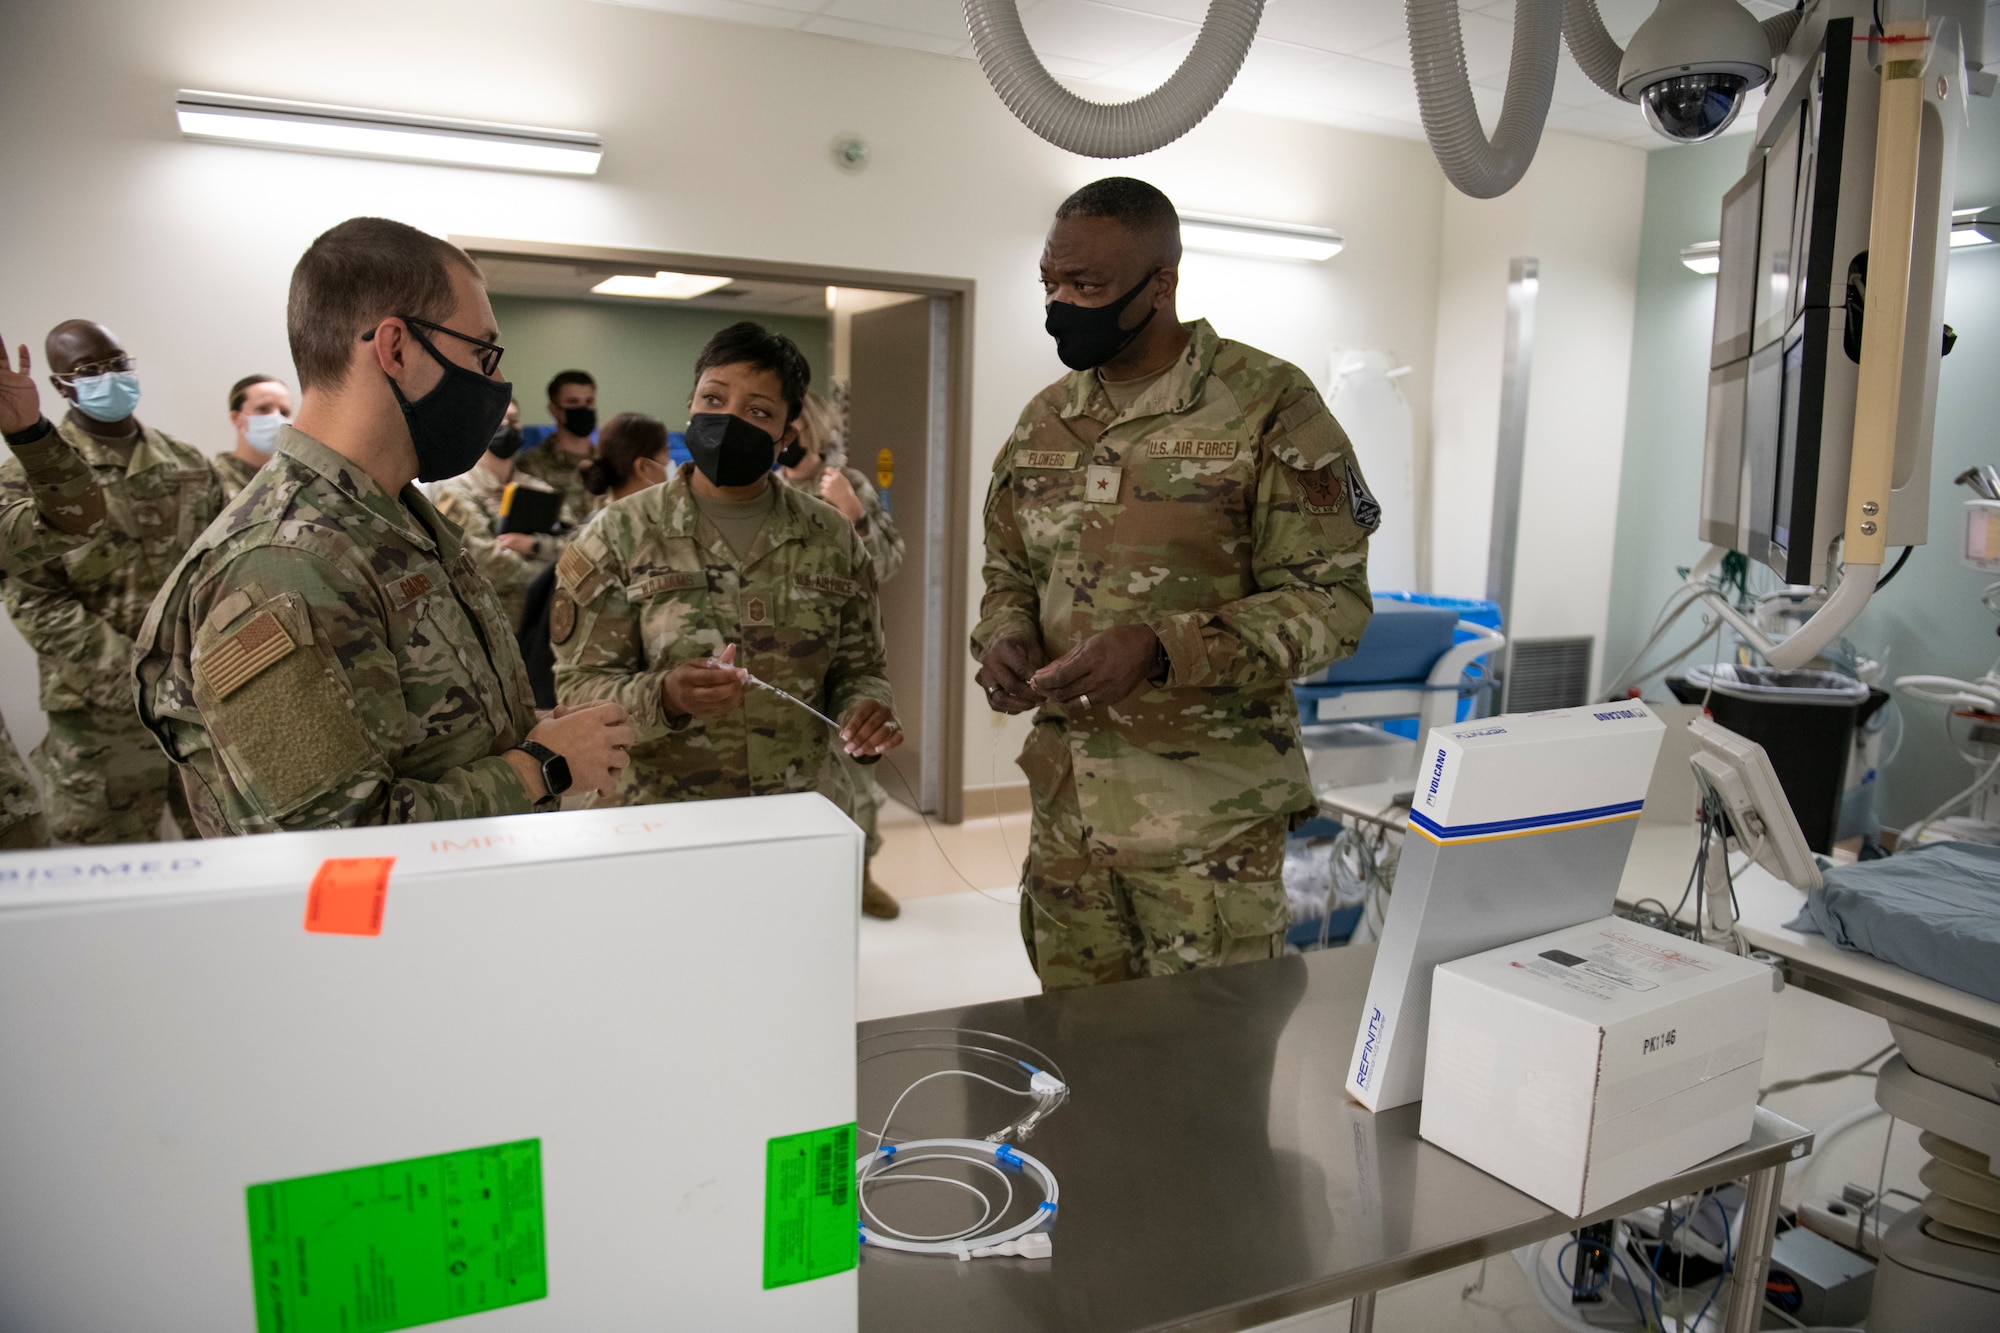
left=582, top=412, right=669, bottom=496
left=287, top=218, right=480, bottom=393
left=1054, top=177, right=1183, bottom=265
left=692, top=322, right=810, bottom=423
left=547, top=370, right=595, bottom=402
left=228, top=374, right=283, bottom=413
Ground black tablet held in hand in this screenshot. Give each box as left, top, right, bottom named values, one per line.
left=497, top=484, right=563, bottom=536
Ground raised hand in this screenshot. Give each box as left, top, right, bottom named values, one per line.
left=0, top=337, right=44, bottom=436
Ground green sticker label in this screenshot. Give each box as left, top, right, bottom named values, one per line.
left=246, top=1138, right=548, bottom=1332
left=763, top=1123, right=858, bottom=1289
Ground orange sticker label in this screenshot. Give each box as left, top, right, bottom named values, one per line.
left=305, top=857, right=395, bottom=936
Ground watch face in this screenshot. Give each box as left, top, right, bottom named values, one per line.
left=544, top=753, right=573, bottom=797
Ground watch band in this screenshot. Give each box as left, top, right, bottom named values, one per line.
left=511, top=739, right=571, bottom=801
left=3, top=417, right=54, bottom=448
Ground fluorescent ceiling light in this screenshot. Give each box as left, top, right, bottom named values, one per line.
left=1950, top=206, right=1996, bottom=247
left=1178, top=212, right=1342, bottom=262
left=590, top=272, right=732, bottom=300
left=1681, top=240, right=1721, bottom=275
left=175, top=90, right=601, bottom=176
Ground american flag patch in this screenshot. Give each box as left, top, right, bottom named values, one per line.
left=557, top=545, right=595, bottom=588
left=198, top=611, right=298, bottom=700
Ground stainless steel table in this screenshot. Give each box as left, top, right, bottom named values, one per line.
left=858, top=944, right=1811, bottom=1333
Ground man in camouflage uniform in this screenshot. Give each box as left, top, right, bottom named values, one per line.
left=514, top=370, right=598, bottom=528
left=0, top=320, right=219, bottom=843
left=0, top=713, right=49, bottom=850
left=434, top=401, right=558, bottom=627
left=135, top=217, right=633, bottom=834
left=779, top=392, right=907, bottom=917
left=974, top=178, right=1376, bottom=990
left=212, top=374, right=293, bottom=500
left=553, top=323, right=903, bottom=821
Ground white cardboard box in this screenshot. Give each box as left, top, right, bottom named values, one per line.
left=1418, top=917, right=1771, bottom=1216
left=1345, top=703, right=1666, bottom=1111
left=0, top=795, right=860, bottom=1333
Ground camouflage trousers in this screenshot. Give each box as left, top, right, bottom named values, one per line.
left=819, top=750, right=885, bottom=860
left=33, top=709, right=196, bottom=845
left=0, top=716, right=48, bottom=850
left=1019, top=767, right=1288, bottom=990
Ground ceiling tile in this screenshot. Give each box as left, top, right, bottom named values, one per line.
left=820, top=0, right=966, bottom=39
left=604, top=0, right=821, bottom=25
left=1018, top=0, right=1196, bottom=65
left=801, top=13, right=965, bottom=52
left=1101, top=30, right=1197, bottom=80
left=1590, top=0, right=1657, bottom=44
left=1358, top=11, right=1516, bottom=82
left=1542, top=99, right=1650, bottom=140
left=1087, top=0, right=1216, bottom=23
left=1254, top=0, right=1409, bottom=57
left=1281, top=52, right=1426, bottom=115
left=1233, top=37, right=1342, bottom=88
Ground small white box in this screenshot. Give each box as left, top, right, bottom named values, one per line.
left=1419, top=917, right=1771, bottom=1216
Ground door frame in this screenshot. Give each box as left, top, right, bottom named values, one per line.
left=454, top=235, right=975, bottom=823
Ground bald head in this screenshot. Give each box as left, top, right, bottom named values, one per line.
left=45, top=320, right=127, bottom=377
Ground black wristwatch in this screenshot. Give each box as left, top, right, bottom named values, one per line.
left=513, top=739, right=572, bottom=803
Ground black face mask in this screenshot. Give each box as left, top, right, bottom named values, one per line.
left=776, top=440, right=809, bottom=470
left=1044, top=270, right=1159, bottom=372
left=685, top=413, right=778, bottom=487
left=388, top=326, right=514, bottom=483
left=488, top=424, right=523, bottom=460
left=561, top=406, right=597, bottom=438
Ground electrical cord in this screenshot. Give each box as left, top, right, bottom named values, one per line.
left=1759, top=1043, right=1896, bottom=1099
left=1684, top=1194, right=1733, bottom=1333
left=1875, top=546, right=1913, bottom=589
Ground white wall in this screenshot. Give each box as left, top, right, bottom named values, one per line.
left=1428, top=133, right=1647, bottom=686
left=0, top=0, right=1636, bottom=798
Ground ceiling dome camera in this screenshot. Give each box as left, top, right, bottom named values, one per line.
left=1618, top=0, right=1772, bottom=144
left=1641, top=72, right=1754, bottom=141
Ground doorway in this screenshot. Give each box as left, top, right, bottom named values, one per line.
left=456, top=236, right=974, bottom=823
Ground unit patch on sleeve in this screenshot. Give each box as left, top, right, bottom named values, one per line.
left=1347, top=460, right=1382, bottom=531
left=549, top=591, right=577, bottom=646
left=197, top=611, right=299, bottom=701
left=1296, top=465, right=1346, bottom=515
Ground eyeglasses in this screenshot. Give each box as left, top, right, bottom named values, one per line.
left=51, top=355, right=136, bottom=384
left=363, top=315, right=506, bottom=378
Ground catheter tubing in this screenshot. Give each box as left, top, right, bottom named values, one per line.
left=1408, top=0, right=1562, bottom=198
left=1684, top=546, right=1880, bottom=670
left=960, top=0, right=1262, bottom=157
left=857, top=1138, right=1059, bottom=1257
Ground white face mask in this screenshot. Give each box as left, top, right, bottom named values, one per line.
left=242, top=412, right=287, bottom=454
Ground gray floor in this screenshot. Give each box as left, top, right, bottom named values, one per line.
left=858, top=885, right=1919, bottom=1331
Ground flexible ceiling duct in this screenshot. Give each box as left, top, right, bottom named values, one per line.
left=959, top=0, right=1264, bottom=158
left=961, top=0, right=1800, bottom=194
left=1408, top=0, right=1562, bottom=198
